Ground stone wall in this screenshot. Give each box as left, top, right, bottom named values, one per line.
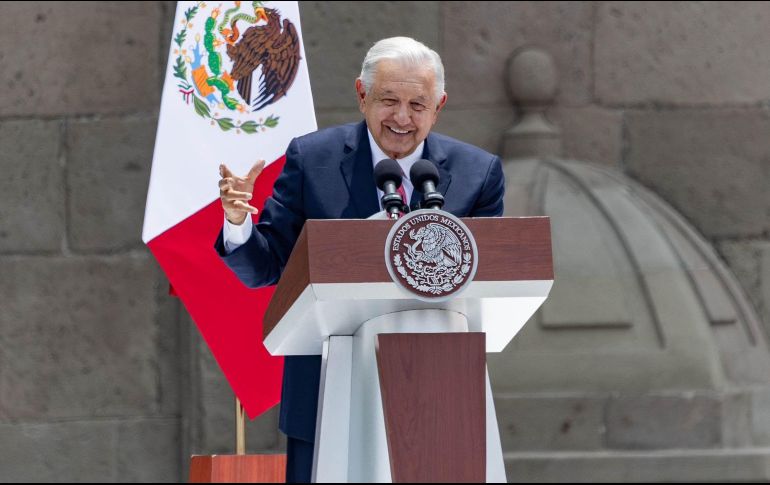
left=0, top=2, right=182, bottom=482
left=1, top=1, right=768, bottom=482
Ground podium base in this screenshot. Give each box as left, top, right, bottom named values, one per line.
left=312, top=309, right=506, bottom=482
left=189, top=454, right=286, bottom=483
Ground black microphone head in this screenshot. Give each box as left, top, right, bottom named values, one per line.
left=373, top=158, right=403, bottom=190
left=409, top=159, right=440, bottom=187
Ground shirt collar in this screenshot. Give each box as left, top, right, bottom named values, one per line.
left=367, top=128, right=424, bottom=178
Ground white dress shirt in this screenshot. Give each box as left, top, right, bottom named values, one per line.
left=368, top=129, right=423, bottom=211
left=223, top=128, right=425, bottom=254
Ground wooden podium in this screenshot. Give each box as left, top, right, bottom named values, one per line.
left=189, top=455, right=286, bottom=483
left=263, top=216, right=553, bottom=483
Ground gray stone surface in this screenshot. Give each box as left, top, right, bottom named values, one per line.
left=717, top=241, right=763, bottom=322
left=711, top=322, right=770, bottom=387
left=0, top=420, right=117, bottom=482
left=0, top=418, right=180, bottom=482
left=721, top=391, right=752, bottom=448
left=443, top=2, right=593, bottom=109
left=500, top=158, right=540, bottom=217
left=750, top=388, right=770, bottom=446
left=159, top=2, right=177, bottom=94
left=508, top=48, right=558, bottom=107
left=547, top=107, right=623, bottom=168
left=491, top=159, right=743, bottom=394
left=190, top=327, right=282, bottom=455
left=605, top=394, right=722, bottom=449
left=0, top=3, right=162, bottom=116
left=691, top=268, right=738, bottom=325
left=504, top=448, right=770, bottom=483
left=595, top=2, right=770, bottom=106
left=0, top=254, right=162, bottom=420
left=434, top=108, right=515, bottom=156
left=315, top=109, right=362, bottom=130
left=155, top=276, right=182, bottom=417
left=535, top=164, right=640, bottom=329
left=491, top=344, right=724, bottom=397
left=761, top=243, right=770, bottom=326
left=625, top=109, right=770, bottom=238
left=0, top=120, right=64, bottom=253
left=299, top=1, right=440, bottom=110
left=117, top=418, right=180, bottom=482
left=494, top=396, right=606, bottom=451
left=66, top=116, right=157, bottom=252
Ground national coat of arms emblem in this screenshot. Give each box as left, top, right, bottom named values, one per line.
left=171, top=1, right=301, bottom=134
left=385, top=210, right=479, bottom=301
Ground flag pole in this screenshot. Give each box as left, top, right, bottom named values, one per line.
left=236, top=397, right=246, bottom=455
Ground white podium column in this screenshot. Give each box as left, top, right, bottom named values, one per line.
left=311, top=309, right=506, bottom=483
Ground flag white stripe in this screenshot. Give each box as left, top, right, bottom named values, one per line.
left=142, top=1, right=317, bottom=243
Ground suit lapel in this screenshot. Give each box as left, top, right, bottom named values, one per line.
left=339, top=121, right=380, bottom=218
left=410, top=132, right=452, bottom=209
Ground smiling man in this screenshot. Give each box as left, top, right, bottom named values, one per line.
left=216, top=37, right=504, bottom=482
left=356, top=54, right=446, bottom=160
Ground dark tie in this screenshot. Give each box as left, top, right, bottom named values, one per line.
left=396, top=168, right=408, bottom=217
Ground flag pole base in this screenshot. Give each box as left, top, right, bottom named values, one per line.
left=188, top=454, right=286, bottom=483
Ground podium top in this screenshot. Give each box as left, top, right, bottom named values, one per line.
left=263, top=216, right=553, bottom=355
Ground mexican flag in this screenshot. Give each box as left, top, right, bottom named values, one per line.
left=142, top=0, right=316, bottom=418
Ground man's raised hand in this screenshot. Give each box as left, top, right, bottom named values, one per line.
left=219, top=160, right=266, bottom=225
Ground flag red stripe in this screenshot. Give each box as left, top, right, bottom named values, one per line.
left=147, top=156, right=287, bottom=419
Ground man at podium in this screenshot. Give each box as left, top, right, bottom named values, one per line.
left=215, top=36, right=504, bottom=482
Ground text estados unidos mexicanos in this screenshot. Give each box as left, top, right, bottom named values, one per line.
left=391, top=213, right=473, bottom=253
left=440, top=216, right=472, bottom=251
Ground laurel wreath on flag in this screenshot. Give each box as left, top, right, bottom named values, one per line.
left=172, top=1, right=280, bottom=135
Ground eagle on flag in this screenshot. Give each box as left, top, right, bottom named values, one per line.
left=226, top=6, right=301, bottom=111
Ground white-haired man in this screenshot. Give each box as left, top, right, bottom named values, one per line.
left=216, top=37, right=504, bottom=482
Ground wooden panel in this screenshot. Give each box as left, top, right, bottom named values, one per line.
left=466, top=217, right=554, bottom=282
left=376, top=333, right=486, bottom=483
left=189, top=454, right=286, bottom=483
left=305, top=217, right=552, bottom=283
left=188, top=456, right=212, bottom=483
left=262, top=226, right=309, bottom=339
left=305, top=219, right=390, bottom=283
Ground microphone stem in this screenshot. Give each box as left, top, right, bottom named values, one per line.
left=422, top=180, right=444, bottom=210
left=382, top=180, right=403, bottom=218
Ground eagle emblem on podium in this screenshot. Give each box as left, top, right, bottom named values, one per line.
left=408, top=224, right=464, bottom=269
left=386, top=210, right=478, bottom=301
left=171, top=1, right=302, bottom=134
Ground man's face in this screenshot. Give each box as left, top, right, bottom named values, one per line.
left=356, top=59, right=447, bottom=160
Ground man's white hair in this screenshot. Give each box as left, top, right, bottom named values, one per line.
left=359, top=37, right=445, bottom=101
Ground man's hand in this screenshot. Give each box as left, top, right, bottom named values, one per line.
left=219, top=160, right=266, bottom=225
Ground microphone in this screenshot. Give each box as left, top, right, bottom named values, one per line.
left=374, top=158, right=406, bottom=219
left=410, top=159, right=444, bottom=210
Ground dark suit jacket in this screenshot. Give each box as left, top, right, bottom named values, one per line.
left=215, top=120, right=504, bottom=442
